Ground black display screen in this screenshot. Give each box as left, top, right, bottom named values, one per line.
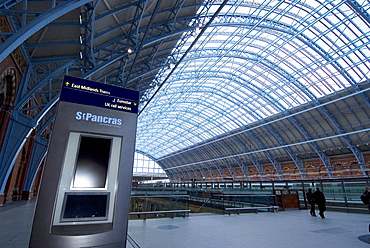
left=73, top=136, right=112, bottom=188
left=61, top=193, right=109, bottom=221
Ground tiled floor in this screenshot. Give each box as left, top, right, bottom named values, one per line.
left=1, top=199, right=370, bottom=248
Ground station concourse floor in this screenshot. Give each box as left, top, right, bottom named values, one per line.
left=1, top=198, right=370, bottom=248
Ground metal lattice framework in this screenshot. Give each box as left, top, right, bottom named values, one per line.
left=0, top=0, right=369, bottom=191
left=136, top=0, right=370, bottom=180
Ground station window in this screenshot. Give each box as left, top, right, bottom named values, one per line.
left=133, top=152, right=166, bottom=175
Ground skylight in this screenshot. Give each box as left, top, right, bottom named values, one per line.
left=136, top=0, right=370, bottom=159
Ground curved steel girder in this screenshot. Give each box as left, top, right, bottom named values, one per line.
left=137, top=123, right=216, bottom=149
left=164, top=170, right=176, bottom=180
left=79, top=5, right=357, bottom=95
left=137, top=108, right=247, bottom=156
left=179, top=48, right=316, bottom=99
left=0, top=59, right=73, bottom=193
left=168, top=166, right=187, bottom=180
left=91, top=16, right=196, bottom=68
left=140, top=46, right=313, bottom=112
left=164, top=126, right=370, bottom=173
left=0, top=113, right=33, bottom=192
left=123, top=0, right=201, bottom=85
left=287, top=114, right=334, bottom=178
left=4, top=1, right=365, bottom=106
left=161, top=86, right=370, bottom=174
left=92, top=0, right=216, bottom=59
left=148, top=69, right=279, bottom=102
left=237, top=129, right=283, bottom=179
left=345, top=0, right=370, bottom=26
left=23, top=108, right=56, bottom=191
left=23, top=135, right=48, bottom=192
left=158, top=87, right=370, bottom=163
left=137, top=134, right=197, bottom=158
left=0, top=94, right=58, bottom=192
left=165, top=67, right=293, bottom=112
left=81, top=1, right=99, bottom=71
left=2, top=3, right=225, bottom=117
left=148, top=2, right=370, bottom=176
left=138, top=0, right=232, bottom=114
left=94, top=4, right=197, bottom=40
left=138, top=73, right=285, bottom=127
left=138, top=88, right=258, bottom=129
left=252, top=161, right=265, bottom=178
left=134, top=151, right=159, bottom=166
left=14, top=59, right=78, bottom=111
left=200, top=142, right=238, bottom=180
left=225, top=155, right=245, bottom=180
left=104, top=0, right=148, bottom=84
left=0, top=0, right=21, bottom=9
left=176, top=41, right=354, bottom=101
left=155, top=154, right=177, bottom=170
left=262, top=123, right=306, bottom=179
left=0, top=0, right=62, bottom=10
left=219, top=4, right=365, bottom=90
left=119, top=0, right=162, bottom=86
left=85, top=17, right=192, bottom=81
left=0, top=0, right=91, bottom=63
left=318, top=103, right=367, bottom=175
left=26, top=40, right=80, bottom=48
left=133, top=65, right=294, bottom=114
left=142, top=8, right=369, bottom=111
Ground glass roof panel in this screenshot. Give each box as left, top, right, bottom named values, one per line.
left=136, top=0, right=370, bottom=159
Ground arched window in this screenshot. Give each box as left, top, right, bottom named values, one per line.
left=283, top=167, right=290, bottom=174
left=133, top=152, right=166, bottom=175
left=0, top=70, right=16, bottom=140
left=306, top=165, right=315, bottom=173
left=334, top=163, right=342, bottom=171
left=0, top=70, right=15, bottom=112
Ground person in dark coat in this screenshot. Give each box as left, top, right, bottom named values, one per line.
left=362, top=186, right=370, bottom=211
left=306, top=187, right=316, bottom=216
left=313, top=187, right=326, bottom=218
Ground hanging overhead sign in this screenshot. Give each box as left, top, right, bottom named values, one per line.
left=60, top=75, right=139, bottom=113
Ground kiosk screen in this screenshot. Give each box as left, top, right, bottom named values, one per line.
left=73, top=136, right=112, bottom=188
left=61, top=193, right=109, bottom=222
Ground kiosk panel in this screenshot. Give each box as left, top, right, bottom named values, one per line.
left=29, top=76, right=139, bottom=247
left=73, top=136, right=111, bottom=188
left=52, top=132, right=121, bottom=226
left=61, top=192, right=109, bottom=222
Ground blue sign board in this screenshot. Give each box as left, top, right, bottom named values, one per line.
left=60, top=76, right=139, bottom=114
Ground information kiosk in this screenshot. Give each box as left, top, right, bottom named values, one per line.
left=29, top=76, right=139, bottom=248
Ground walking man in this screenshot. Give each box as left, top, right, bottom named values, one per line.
left=306, top=187, right=316, bottom=216
left=313, top=187, right=326, bottom=218
left=361, top=186, right=370, bottom=211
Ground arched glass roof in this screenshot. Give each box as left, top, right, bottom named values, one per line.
left=136, top=0, right=370, bottom=160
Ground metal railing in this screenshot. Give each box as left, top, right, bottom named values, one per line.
left=132, top=178, right=370, bottom=215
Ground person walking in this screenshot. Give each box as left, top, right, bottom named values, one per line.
left=361, top=186, right=370, bottom=211
left=306, top=187, right=316, bottom=216
left=313, top=187, right=326, bottom=218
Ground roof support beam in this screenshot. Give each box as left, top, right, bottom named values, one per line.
left=164, top=126, right=370, bottom=172
left=159, top=87, right=370, bottom=161
left=345, top=0, right=370, bottom=26
left=288, top=114, right=333, bottom=178
left=0, top=0, right=91, bottom=63
left=139, top=0, right=230, bottom=115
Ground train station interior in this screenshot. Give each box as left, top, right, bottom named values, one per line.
left=0, top=0, right=370, bottom=247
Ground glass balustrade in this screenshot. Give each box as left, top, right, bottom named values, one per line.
left=129, top=178, right=370, bottom=219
